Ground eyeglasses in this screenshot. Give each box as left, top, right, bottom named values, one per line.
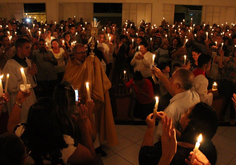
left=75, top=51, right=86, bottom=55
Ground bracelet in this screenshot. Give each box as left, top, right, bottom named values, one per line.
left=14, top=102, right=22, bottom=108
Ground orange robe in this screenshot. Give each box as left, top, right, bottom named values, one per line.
left=63, top=56, right=118, bottom=146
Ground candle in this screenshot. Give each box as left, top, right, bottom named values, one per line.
left=85, top=22, right=87, bottom=25
left=165, top=34, right=167, bottom=38
left=55, top=22, right=57, bottom=25
left=191, top=134, right=203, bottom=163
left=152, top=54, right=156, bottom=65
left=221, top=42, right=224, bottom=50
left=0, top=75, right=3, bottom=97
left=215, top=41, right=217, bottom=46
left=97, top=40, right=99, bottom=44
left=62, top=40, right=65, bottom=46
left=124, top=70, right=126, bottom=79
left=132, top=38, right=134, bottom=46
left=83, top=27, right=85, bottom=31
left=7, top=31, right=10, bottom=36
left=5, top=74, right=9, bottom=94
left=153, top=96, right=159, bottom=115
left=38, top=31, right=41, bottom=41
left=75, top=32, right=78, bottom=36
left=206, top=32, right=208, bottom=40
left=86, top=82, right=91, bottom=100
left=20, top=68, right=27, bottom=88
left=212, top=82, right=217, bottom=91
left=109, top=36, right=111, bottom=42
left=44, top=28, right=46, bottom=33
left=33, top=24, right=35, bottom=28
left=9, top=36, right=12, bottom=43
left=138, top=46, right=140, bottom=51
left=184, top=55, right=187, bottom=65
left=163, top=17, right=165, bottom=20
left=183, top=39, right=188, bottom=47
left=150, top=37, right=152, bottom=42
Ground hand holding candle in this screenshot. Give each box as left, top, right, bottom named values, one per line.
left=86, top=82, right=91, bottom=100
left=191, top=134, right=203, bottom=163
left=153, top=96, right=159, bottom=115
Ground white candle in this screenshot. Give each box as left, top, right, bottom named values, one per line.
left=9, top=36, right=12, bottom=43
left=5, top=74, right=9, bottom=94
left=183, top=39, right=188, bottom=47
left=109, top=36, right=111, bottom=42
left=86, top=82, right=91, bottom=100
left=184, top=55, right=187, bottom=65
left=221, top=42, right=224, bottom=50
left=212, top=82, right=217, bottom=91
left=124, top=70, right=126, bottom=79
left=0, top=75, right=3, bottom=97
left=138, top=46, right=140, bottom=51
left=153, top=96, right=159, bottom=114
left=206, top=32, right=208, bottom=40
left=150, top=37, right=152, bottom=42
left=85, top=22, right=87, bottom=25
left=132, top=38, right=134, bottom=46
left=191, top=134, right=203, bottom=163
left=38, top=31, right=41, bottom=41
left=75, top=32, right=78, bottom=36
left=20, top=68, right=27, bottom=88
left=152, top=54, right=156, bottom=65
left=33, top=24, right=35, bottom=28
left=62, top=40, right=65, bottom=46
left=215, top=41, right=217, bottom=46
left=165, top=34, right=167, bottom=38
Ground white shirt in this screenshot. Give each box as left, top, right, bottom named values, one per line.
left=156, top=90, right=200, bottom=139
left=192, top=74, right=213, bottom=106
left=130, top=51, right=152, bottom=78
left=97, top=42, right=110, bottom=71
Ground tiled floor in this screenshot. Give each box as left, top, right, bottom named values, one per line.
left=102, top=125, right=236, bottom=165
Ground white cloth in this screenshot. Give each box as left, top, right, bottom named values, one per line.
left=3, top=59, right=36, bottom=122
left=156, top=90, right=200, bottom=139
left=50, top=48, right=65, bottom=73
left=97, top=43, right=110, bottom=72
left=192, top=74, right=213, bottom=106
left=130, top=51, right=152, bottom=78
left=15, top=124, right=76, bottom=165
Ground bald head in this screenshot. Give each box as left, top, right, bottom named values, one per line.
left=173, top=68, right=194, bottom=90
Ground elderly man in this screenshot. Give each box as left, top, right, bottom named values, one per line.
left=63, top=44, right=118, bottom=149
left=152, top=68, right=200, bottom=140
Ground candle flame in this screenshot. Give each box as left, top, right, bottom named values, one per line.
left=20, top=68, right=24, bottom=73
left=0, top=75, right=3, bottom=79
left=86, top=82, right=89, bottom=87
left=197, top=134, right=202, bottom=143
left=124, top=70, right=126, bottom=74
left=153, top=54, right=156, bottom=61
left=155, top=96, right=159, bottom=103
left=7, top=74, right=9, bottom=78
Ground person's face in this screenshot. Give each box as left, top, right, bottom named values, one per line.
left=38, top=41, right=45, bottom=51
left=163, top=66, right=170, bottom=73
left=52, top=41, right=59, bottom=49
left=172, top=39, right=178, bottom=46
left=18, top=42, right=31, bottom=57
left=74, top=46, right=86, bottom=62
left=65, top=34, right=70, bottom=41
left=106, top=27, right=111, bottom=33
left=70, top=27, right=75, bottom=34
left=192, top=51, right=201, bottom=61
left=139, top=45, right=147, bottom=54
left=2, top=37, right=9, bottom=46
left=137, top=38, right=142, bottom=44
left=139, top=31, right=144, bottom=37
left=179, top=107, right=193, bottom=131
left=99, top=34, right=105, bottom=43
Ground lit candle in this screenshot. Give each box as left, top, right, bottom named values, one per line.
left=7, top=31, right=10, bottom=36
left=163, top=17, right=165, bottom=20
left=124, top=70, right=126, bottom=79
left=165, top=34, right=167, bottom=38
left=109, top=36, right=111, bottom=42
left=62, top=40, right=65, bottom=46
left=138, top=46, right=140, bottom=51
left=206, top=32, right=208, bottom=40
left=44, top=28, right=46, bottom=33
left=153, top=96, right=159, bottom=115
left=191, top=134, right=203, bottom=163
left=132, top=38, right=134, bottom=46
left=20, top=68, right=27, bottom=87
left=215, top=41, right=217, bottom=46
left=97, top=40, right=99, bottom=44
left=8, top=36, right=12, bottom=42
left=184, top=55, right=187, bottom=65
left=152, top=54, right=156, bottom=65
left=75, top=32, right=78, bottom=36
left=38, top=31, right=41, bottom=41
left=86, top=82, right=91, bottom=100
left=221, top=42, right=224, bottom=50
left=33, top=24, right=35, bottom=28
left=212, top=82, right=217, bottom=91
left=55, top=22, right=57, bottom=25
left=0, top=75, right=3, bottom=97
left=83, top=27, right=85, bottom=31
left=150, top=37, right=152, bottom=42
left=183, top=39, right=188, bottom=47
left=5, top=74, right=9, bottom=94
left=85, top=22, right=87, bottom=25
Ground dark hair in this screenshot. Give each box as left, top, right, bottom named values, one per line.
left=172, top=37, right=181, bottom=47
left=24, top=98, right=67, bottom=165
left=53, top=81, right=81, bottom=140
left=179, top=102, right=218, bottom=164
left=51, top=39, right=58, bottom=48
left=133, top=71, right=143, bottom=81
left=137, top=36, right=144, bottom=41
left=139, top=41, right=148, bottom=48
left=158, top=62, right=169, bottom=71
left=192, top=47, right=203, bottom=54
left=198, top=54, right=212, bottom=68
left=0, top=133, right=25, bottom=165
left=0, top=35, right=8, bottom=41
left=15, top=38, right=30, bottom=50
left=174, top=68, right=194, bottom=90
left=173, top=63, right=181, bottom=68
left=39, top=39, right=45, bottom=43
left=69, top=24, right=75, bottom=29
left=120, top=35, right=126, bottom=40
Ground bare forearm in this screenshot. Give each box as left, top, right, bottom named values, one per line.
left=7, top=104, right=21, bottom=132
left=141, top=127, right=155, bottom=147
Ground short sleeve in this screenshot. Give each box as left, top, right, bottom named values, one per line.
left=61, top=135, right=77, bottom=164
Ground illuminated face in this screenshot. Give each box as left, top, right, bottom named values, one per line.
left=172, top=39, right=178, bottom=46
left=74, top=46, right=87, bottom=62
left=19, top=42, right=31, bottom=57
left=70, top=27, right=75, bottom=34
left=52, top=41, right=59, bottom=49
left=139, top=45, right=147, bottom=54
left=192, top=51, right=201, bottom=62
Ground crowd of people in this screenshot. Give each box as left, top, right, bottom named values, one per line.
left=0, top=15, right=236, bottom=164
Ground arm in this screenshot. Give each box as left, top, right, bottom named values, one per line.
left=141, top=113, right=156, bottom=147
left=185, top=151, right=211, bottom=165
left=68, top=104, right=96, bottom=164
left=7, top=91, right=31, bottom=132
left=130, top=53, right=137, bottom=66
left=152, top=67, right=174, bottom=96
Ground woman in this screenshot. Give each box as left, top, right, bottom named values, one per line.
left=139, top=102, right=218, bottom=165
left=64, top=33, right=72, bottom=53
left=14, top=98, right=96, bottom=164
left=190, top=47, right=202, bottom=71
left=53, top=81, right=96, bottom=142
left=155, top=39, right=170, bottom=65
left=50, top=39, right=69, bottom=82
